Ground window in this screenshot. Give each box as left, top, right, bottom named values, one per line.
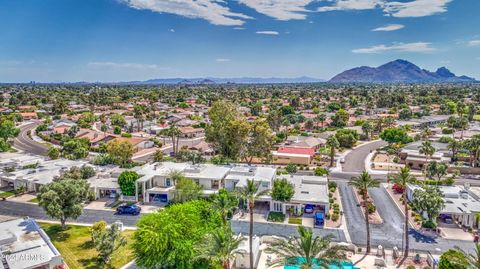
left=166, top=179, right=171, bottom=187
left=261, top=181, right=269, bottom=188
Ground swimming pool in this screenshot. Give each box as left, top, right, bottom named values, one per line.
left=284, top=258, right=359, bottom=269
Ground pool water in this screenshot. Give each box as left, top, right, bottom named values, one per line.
left=284, top=259, right=359, bottom=269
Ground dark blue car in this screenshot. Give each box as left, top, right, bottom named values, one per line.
left=116, top=204, right=141, bottom=215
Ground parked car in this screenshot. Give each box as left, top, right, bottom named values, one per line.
left=339, top=158, right=345, bottom=163
left=116, top=204, right=141, bottom=215
left=304, top=204, right=315, bottom=214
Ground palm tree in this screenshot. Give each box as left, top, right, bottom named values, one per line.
left=316, top=113, right=326, bottom=129
left=236, top=179, right=268, bottom=269
left=391, top=166, right=416, bottom=258
left=349, top=171, right=380, bottom=253
left=162, top=125, right=182, bottom=155
left=449, top=243, right=480, bottom=269
left=447, top=138, right=461, bottom=161
left=362, top=121, right=372, bottom=141
left=419, top=140, right=435, bottom=175
left=265, top=226, right=348, bottom=269
left=212, top=189, right=239, bottom=224
left=326, top=135, right=340, bottom=167
left=195, top=227, right=246, bottom=269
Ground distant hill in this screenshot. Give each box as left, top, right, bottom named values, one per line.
left=123, top=76, right=324, bottom=85
left=329, top=59, right=476, bottom=83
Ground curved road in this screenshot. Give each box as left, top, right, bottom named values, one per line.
left=13, top=122, right=48, bottom=156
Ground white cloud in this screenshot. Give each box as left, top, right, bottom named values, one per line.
left=383, top=0, right=452, bottom=17
left=88, top=61, right=168, bottom=70
left=169, top=28, right=175, bottom=32
left=468, top=40, right=480, bottom=46
left=119, top=0, right=252, bottom=26
left=234, top=27, right=246, bottom=30
left=239, top=0, right=315, bottom=20
left=215, top=58, right=231, bottom=62
left=256, top=30, right=279, bottom=35
left=372, top=24, right=404, bottom=31
left=352, top=42, right=436, bottom=53
left=318, top=0, right=383, bottom=12
left=317, top=0, right=452, bottom=18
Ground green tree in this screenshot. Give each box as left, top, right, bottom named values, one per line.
left=426, top=161, right=448, bottom=181
left=242, top=119, right=274, bottom=165
left=349, top=171, right=379, bottom=253
left=118, top=171, right=139, bottom=196
left=335, top=129, right=359, bottom=148
left=399, top=108, right=413, bottom=120
left=47, top=146, right=60, bottom=160
left=271, top=178, right=295, bottom=202
left=133, top=200, right=222, bottom=269
left=38, top=176, right=90, bottom=230
left=61, top=138, right=90, bottom=160
left=362, top=121, right=373, bottom=140
left=326, top=135, right=340, bottom=167
left=391, top=167, right=416, bottom=258
left=0, top=118, right=20, bottom=152
left=110, top=113, right=126, bottom=127
left=265, top=226, right=347, bottom=269
left=379, top=127, right=412, bottom=144
left=447, top=139, right=462, bottom=161
left=206, top=101, right=249, bottom=160
left=153, top=149, right=164, bottom=162
left=195, top=226, right=246, bottom=269
left=419, top=140, right=436, bottom=174
left=330, top=109, right=349, bottom=128
left=211, top=189, right=238, bottom=224
left=411, top=186, right=445, bottom=228
left=173, top=177, right=203, bottom=203
left=106, top=139, right=135, bottom=167
left=438, top=249, right=469, bottom=269
left=92, top=223, right=127, bottom=266
left=236, top=179, right=268, bottom=269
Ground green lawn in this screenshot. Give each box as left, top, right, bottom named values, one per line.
left=40, top=223, right=135, bottom=269
left=474, top=114, right=480, bottom=121
left=0, top=191, right=15, bottom=198
left=28, top=197, right=39, bottom=203
left=288, top=216, right=303, bottom=225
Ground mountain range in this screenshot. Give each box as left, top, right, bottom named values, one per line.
left=121, top=76, right=324, bottom=85
left=329, top=59, right=476, bottom=83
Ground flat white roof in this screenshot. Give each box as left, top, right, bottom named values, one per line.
left=278, top=175, right=329, bottom=204
left=0, top=218, right=61, bottom=269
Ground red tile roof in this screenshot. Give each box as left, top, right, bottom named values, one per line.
left=277, top=147, right=315, bottom=156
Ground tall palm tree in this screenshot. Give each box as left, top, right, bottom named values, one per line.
left=236, top=179, right=268, bottom=269
left=419, top=140, right=435, bottom=175
left=362, top=121, right=372, bottom=141
left=349, top=171, right=380, bottom=253
left=265, top=226, right=348, bottom=269
left=212, top=189, right=239, bottom=224
left=326, top=135, right=340, bottom=167
left=447, top=138, right=461, bottom=161
left=195, top=227, right=246, bottom=269
left=391, top=166, right=416, bottom=258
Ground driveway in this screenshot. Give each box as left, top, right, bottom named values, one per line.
left=13, top=122, right=48, bottom=156
left=339, top=182, right=475, bottom=253
left=342, top=140, right=387, bottom=173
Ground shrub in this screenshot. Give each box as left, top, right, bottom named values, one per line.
left=422, top=220, right=437, bottom=229
left=314, top=167, right=329, bottom=176
left=328, top=181, right=337, bottom=190
left=331, top=213, right=339, bottom=222
left=365, top=201, right=376, bottom=214
left=441, top=128, right=453, bottom=134
left=121, top=132, right=132, bottom=138
left=267, top=212, right=286, bottom=222
left=392, top=183, right=405, bottom=194
left=406, top=266, right=416, bottom=269
left=285, top=164, right=297, bottom=174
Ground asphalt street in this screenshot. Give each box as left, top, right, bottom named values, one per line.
left=13, top=122, right=48, bottom=156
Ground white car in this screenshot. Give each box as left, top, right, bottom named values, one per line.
left=339, top=158, right=345, bottom=163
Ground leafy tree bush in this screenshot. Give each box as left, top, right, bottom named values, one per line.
left=133, top=200, right=222, bottom=269
left=38, top=175, right=90, bottom=229
left=93, top=223, right=127, bottom=266
left=61, top=138, right=90, bottom=160
left=380, top=127, right=413, bottom=144
left=106, top=139, right=135, bottom=167
left=118, top=171, right=139, bottom=196
left=285, top=164, right=297, bottom=174
left=314, top=167, right=329, bottom=176
left=438, top=249, right=468, bottom=269
left=47, top=146, right=60, bottom=160
left=335, top=129, right=359, bottom=148
left=271, top=178, right=295, bottom=202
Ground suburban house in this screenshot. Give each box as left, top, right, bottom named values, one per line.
left=76, top=128, right=117, bottom=146
left=179, top=126, right=204, bottom=138
left=0, top=217, right=64, bottom=269
left=406, top=184, right=480, bottom=229
left=18, top=112, right=38, bottom=120
left=271, top=147, right=315, bottom=165
left=399, top=141, right=450, bottom=170
left=0, top=159, right=89, bottom=192
left=396, top=115, right=450, bottom=128
left=270, top=175, right=330, bottom=217
left=281, top=136, right=325, bottom=149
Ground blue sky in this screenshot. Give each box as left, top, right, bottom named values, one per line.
left=0, top=0, right=479, bottom=82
